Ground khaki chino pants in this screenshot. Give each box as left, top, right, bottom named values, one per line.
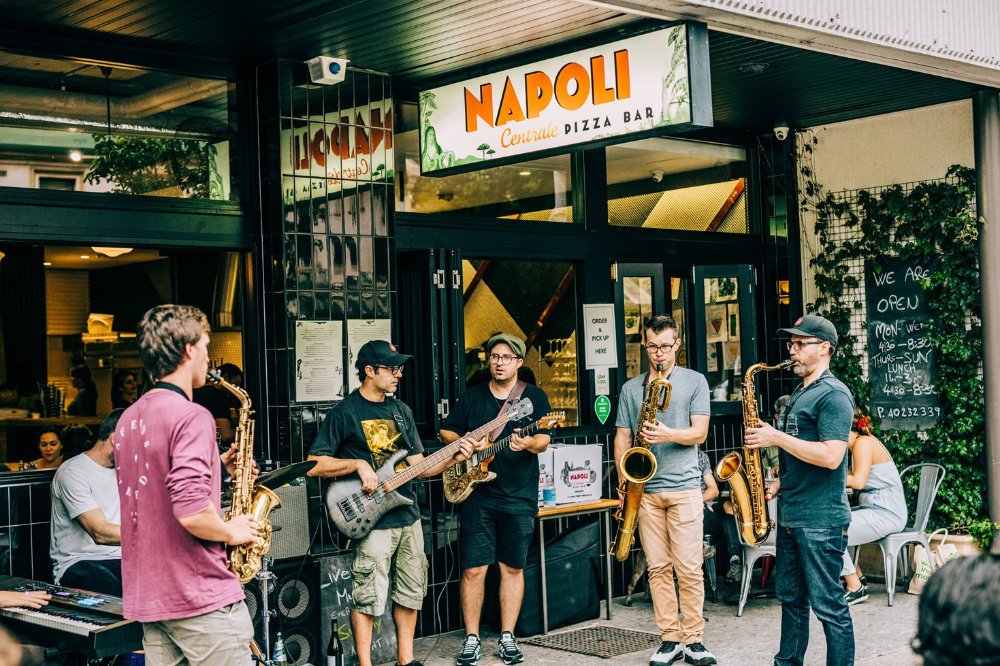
left=637, top=488, right=705, bottom=644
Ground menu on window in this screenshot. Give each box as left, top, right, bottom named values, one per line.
left=294, top=320, right=344, bottom=402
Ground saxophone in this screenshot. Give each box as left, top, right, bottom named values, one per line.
left=209, top=370, right=281, bottom=584
left=715, top=359, right=793, bottom=546
left=610, top=364, right=671, bottom=562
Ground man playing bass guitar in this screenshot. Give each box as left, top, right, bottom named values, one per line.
left=307, top=340, right=473, bottom=666
left=440, top=333, right=553, bottom=666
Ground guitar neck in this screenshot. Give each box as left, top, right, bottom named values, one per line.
left=481, top=419, right=544, bottom=459
left=382, top=412, right=513, bottom=492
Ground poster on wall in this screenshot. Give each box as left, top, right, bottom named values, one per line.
left=418, top=22, right=712, bottom=175
left=294, top=320, right=344, bottom=402
left=347, top=319, right=393, bottom=392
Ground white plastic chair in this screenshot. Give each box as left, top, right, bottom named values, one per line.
left=873, top=463, right=946, bottom=606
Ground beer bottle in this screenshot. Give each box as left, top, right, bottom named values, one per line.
left=326, top=616, right=344, bottom=666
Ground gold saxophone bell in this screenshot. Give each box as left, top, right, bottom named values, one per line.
left=620, top=446, right=657, bottom=484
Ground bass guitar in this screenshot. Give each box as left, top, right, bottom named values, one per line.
left=442, top=412, right=565, bottom=503
left=326, top=398, right=533, bottom=539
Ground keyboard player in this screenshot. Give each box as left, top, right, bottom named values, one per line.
left=50, top=409, right=125, bottom=596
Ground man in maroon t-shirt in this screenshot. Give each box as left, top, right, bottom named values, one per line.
left=116, top=304, right=258, bottom=665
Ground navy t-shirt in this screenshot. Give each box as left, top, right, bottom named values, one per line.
left=441, top=382, right=552, bottom=515
left=776, top=370, right=855, bottom=528
left=310, top=390, right=424, bottom=530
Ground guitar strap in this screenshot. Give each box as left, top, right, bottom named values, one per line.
left=489, top=380, right=527, bottom=441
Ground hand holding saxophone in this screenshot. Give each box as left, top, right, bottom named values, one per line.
left=224, top=513, right=261, bottom=547
left=638, top=418, right=672, bottom=444
left=744, top=421, right=783, bottom=449
left=221, top=442, right=259, bottom=480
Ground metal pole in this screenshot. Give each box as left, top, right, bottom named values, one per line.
left=973, top=90, right=1000, bottom=524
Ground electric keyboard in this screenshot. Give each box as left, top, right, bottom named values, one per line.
left=0, top=575, right=142, bottom=658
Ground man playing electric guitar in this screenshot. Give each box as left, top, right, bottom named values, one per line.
left=440, top=333, right=553, bottom=666
left=307, top=340, right=473, bottom=666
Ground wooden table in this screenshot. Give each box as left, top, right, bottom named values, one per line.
left=535, top=498, right=619, bottom=634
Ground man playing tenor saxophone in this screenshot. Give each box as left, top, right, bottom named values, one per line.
left=744, top=314, right=856, bottom=666
left=614, top=315, right=715, bottom=666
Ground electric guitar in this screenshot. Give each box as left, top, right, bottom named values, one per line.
left=326, top=398, right=533, bottom=539
left=442, top=412, right=566, bottom=503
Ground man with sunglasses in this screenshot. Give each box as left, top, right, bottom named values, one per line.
left=308, top=340, right=474, bottom=666
left=745, top=314, right=856, bottom=666
left=614, top=314, right=714, bottom=666
left=441, top=333, right=552, bottom=666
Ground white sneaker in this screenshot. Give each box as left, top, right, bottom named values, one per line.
left=683, top=642, right=717, bottom=665
left=650, top=641, right=683, bottom=665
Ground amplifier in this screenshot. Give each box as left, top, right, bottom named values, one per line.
left=269, top=484, right=311, bottom=560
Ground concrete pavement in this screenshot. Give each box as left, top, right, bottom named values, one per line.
left=411, top=580, right=920, bottom=665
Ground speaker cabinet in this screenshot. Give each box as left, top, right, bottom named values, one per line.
left=244, top=558, right=321, bottom=666
left=269, top=484, right=311, bottom=561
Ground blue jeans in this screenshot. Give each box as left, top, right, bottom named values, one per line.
left=774, top=525, right=854, bottom=666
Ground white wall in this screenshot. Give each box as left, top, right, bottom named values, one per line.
left=797, top=99, right=974, bottom=307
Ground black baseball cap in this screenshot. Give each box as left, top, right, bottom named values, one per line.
left=778, top=314, right=838, bottom=347
left=355, top=340, right=412, bottom=370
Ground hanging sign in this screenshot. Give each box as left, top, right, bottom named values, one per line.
left=583, top=303, right=618, bottom=369
left=594, top=395, right=612, bottom=425
left=418, top=22, right=712, bottom=175
left=594, top=367, right=611, bottom=396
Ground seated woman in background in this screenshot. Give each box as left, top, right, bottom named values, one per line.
left=842, top=408, right=908, bottom=605
left=18, top=428, right=65, bottom=470
left=111, top=369, right=139, bottom=409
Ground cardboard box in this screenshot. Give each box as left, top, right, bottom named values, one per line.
left=537, top=448, right=554, bottom=507
left=552, top=443, right=603, bottom=505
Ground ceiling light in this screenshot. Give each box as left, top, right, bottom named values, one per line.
left=80, top=255, right=91, bottom=259
left=519, top=171, right=531, bottom=176
left=91, top=247, right=133, bottom=258
left=69, top=150, right=82, bottom=162
left=43, top=261, right=52, bottom=267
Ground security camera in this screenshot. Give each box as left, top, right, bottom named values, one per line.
left=306, top=56, right=350, bottom=85
left=650, top=169, right=665, bottom=183
left=773, top=124, right=790, bottom=141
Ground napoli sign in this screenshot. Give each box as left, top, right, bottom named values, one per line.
left=418, top=23, right=712, bottom=175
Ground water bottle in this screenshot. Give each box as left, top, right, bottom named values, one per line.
left=543, top=472, right=556, bottom=507
left=326, top=616, right=344, bottom=666
left=272, top=632, right=287, bottom=664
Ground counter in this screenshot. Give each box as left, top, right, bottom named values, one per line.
left=0, top=416, right=104, bottom=465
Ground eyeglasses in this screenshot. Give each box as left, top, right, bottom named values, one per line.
left=786, top=340, right=825, bottom=351
left=376, top=365, right=404, bottom=375
left=645, top=342, right=678, bottom=354
left=489, top=353, right=519, bottom=366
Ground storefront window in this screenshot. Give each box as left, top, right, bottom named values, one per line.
left=462, top=259, right=579, bottom=425
left=606, top=137, right=748, bottom=233
left=622, top=275, right=688, bottom=380
left=0, top=50, right=237, bottom=201
left=395, top=106, right=573, bottom=222
left=703, top=276, right=743, bottom=400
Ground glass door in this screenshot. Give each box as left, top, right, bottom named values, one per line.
left=614, top=263, right=689, bottom=382
left=691, top=265, right=758, bottom=412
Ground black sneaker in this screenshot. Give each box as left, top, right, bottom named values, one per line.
left=496, top=631, right=524, bottom=665
left=396, top=662, right=424, bottom=666
left=683, top=642, right=718, bottom=665
left=845, top=584, right=869, bottom=606
left=650, top=640, right=683, bottom=665
left=456, top=634, right=481, bottom=665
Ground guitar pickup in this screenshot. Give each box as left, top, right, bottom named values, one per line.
left=338, top=499, right=356, bottom=521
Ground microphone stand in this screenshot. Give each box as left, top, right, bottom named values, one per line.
left=249, top=556, right=280, bottom=665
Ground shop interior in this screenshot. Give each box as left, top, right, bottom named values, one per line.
left=0, top=244, right=246, bottom=467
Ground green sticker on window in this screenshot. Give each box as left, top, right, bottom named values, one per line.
left=594, top=395, right=611, bottom=425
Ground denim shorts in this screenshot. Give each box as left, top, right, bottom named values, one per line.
left=350, top=520, right=427, bottom=616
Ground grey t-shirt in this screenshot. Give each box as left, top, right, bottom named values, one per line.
left=776, top=370, right=855, bottom=528
left=50, top=452, right=122, bottom=583
left=616, top=367, right=710, bottom=492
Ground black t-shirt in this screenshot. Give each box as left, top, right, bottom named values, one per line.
left=310, top=390, right=424, bottom=529
left=441, top=382, right=552, bottom=515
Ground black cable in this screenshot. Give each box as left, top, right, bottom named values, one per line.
left=422, top=498, right=459, bottom=664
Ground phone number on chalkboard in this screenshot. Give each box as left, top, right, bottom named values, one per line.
left=875, top=405, right=942, bottom=419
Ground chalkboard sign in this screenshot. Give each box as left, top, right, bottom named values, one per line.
left=865, top=257, right=940, bottom=430
left=320, top=554, right=397, bottom=666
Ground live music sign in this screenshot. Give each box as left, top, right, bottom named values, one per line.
left=418, top=22, right=712, bottom=176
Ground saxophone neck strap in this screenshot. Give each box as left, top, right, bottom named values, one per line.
left=153, top=381, right=190, bottom=401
